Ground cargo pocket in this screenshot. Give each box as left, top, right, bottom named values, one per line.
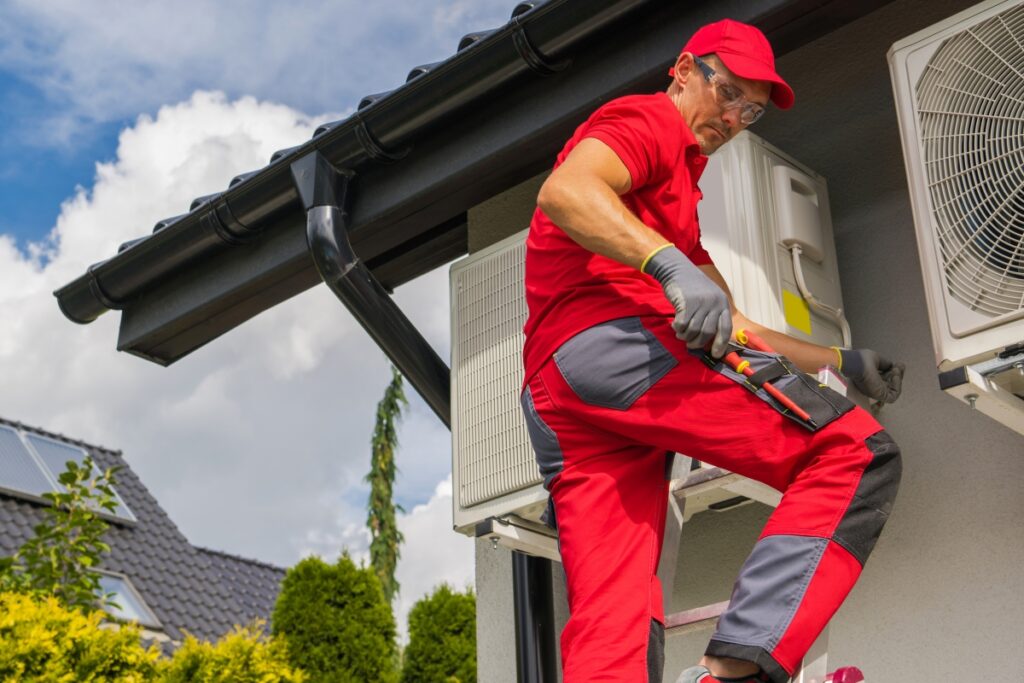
left=554, top=317, right=678, bottom=410
left=697, top=345, right=856, bottom=431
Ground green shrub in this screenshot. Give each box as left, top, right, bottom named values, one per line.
left=400, top=585, right=476, bottom=683
left=160, top=622, right=305, bottom=683
left=272, top=554, right=398, bottom=682
left=0, top=590, right=160, bottom=682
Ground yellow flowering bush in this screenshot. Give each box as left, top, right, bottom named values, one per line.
left=0, top=591, right=160, bottom=682
left=0, top=592, right=306, bottom=682
left=160, top=623, right=305, bottom=683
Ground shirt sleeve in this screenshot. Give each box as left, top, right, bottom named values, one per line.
left=687, top=237, right=714, bottom=266
left=582, top=98, right=673, bottom=191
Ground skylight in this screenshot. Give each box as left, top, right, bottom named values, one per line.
left=0, top=425, right=136, bottom=523
left=97, top=572, right=162, bottom=629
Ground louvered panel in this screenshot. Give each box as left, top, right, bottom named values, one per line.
left=451, top=233, right=538, bottom=509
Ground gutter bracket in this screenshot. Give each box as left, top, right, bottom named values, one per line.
left=511, top=16, right=571, bottom=75
left=355, top=116, right=410, bottom=163
left=290, top=150, right=451, bottom=428
left=87, top=263, right=122, bottom=311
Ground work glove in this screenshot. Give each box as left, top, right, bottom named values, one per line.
left=836, top=348, right=905, bottom=404
left=644, top=245, right=732, bottom=358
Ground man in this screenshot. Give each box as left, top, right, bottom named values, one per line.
left=519, top=18, right=904, bottom=683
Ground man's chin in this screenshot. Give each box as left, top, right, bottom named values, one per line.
left=697, top=136, right=722, bottom=155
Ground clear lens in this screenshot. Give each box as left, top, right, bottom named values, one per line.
left=712, top=76, right=765, bottom=125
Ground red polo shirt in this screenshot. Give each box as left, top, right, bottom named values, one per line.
left=522, top=92, right=714, bottom=382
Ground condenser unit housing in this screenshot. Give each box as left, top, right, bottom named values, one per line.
left=890, top=0, right=1024, bottom=435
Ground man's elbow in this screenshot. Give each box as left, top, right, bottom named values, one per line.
left=537, top=175, right=568, bottom=218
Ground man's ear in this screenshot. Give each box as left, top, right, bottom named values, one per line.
left=673, top=52, right=695, bottom=88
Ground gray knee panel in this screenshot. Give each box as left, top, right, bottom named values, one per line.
left=832, top=431, right=903, bottom=566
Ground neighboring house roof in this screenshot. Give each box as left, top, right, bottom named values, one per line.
left=53, top=0, right=894, bottom=366
left=0, top=416, right=285, bottom=644
left=196, top=546, right=287, bottom=628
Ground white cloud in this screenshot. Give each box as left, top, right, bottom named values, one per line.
left=0, top=89, right=468, bottom=632
left=394, top=475, right=474, bottom=641
left=0, top=0, right=515, bottom=146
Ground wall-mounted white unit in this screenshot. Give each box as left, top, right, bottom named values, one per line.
left=889, top=0, right=1024, bottom=435
left=450, top=134, right=850, bottom=558
left=450, top=231, right=557, bottom=560
left=699, top=131, right=848, bottom=349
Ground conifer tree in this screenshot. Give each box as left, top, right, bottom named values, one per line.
left=367, top=364, right=407, bottom=603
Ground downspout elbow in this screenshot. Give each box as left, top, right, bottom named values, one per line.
left=294, top=151, right=452, bottom=429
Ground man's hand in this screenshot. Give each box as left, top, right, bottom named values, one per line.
left=644, top=246, right=732, bottom=358
left=837, top=348, right=905, bottom=404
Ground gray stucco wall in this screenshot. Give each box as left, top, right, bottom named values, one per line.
left=468, top=174, right=547, bottom=255
left=470, top=0, right=1024, bottom=680
left=745, top=1, right=1024, bottom=679
left=475, top=538, right=569, bottom=683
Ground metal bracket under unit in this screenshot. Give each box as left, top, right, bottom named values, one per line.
left=475, top=516, right=560, bottom=563
left=938, top=346, right=1024, bottom=437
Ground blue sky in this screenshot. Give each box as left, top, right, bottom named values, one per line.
left=0, top=0, right=517, bottom=637
left=0, top=72, right=125, bottom=244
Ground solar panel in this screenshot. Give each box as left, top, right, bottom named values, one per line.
left=23, top=433, right=136, bottom=522
left=0, top=426, right=55, bottom=498
left=24, top=433, right=86, bottom=482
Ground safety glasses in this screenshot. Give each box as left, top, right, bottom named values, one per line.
left=693, top=55, right=766, bottom=125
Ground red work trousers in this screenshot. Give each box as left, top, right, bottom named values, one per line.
left=520, top=316, right=901, bottom=683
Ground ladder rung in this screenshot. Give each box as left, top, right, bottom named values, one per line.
left=675, top=466, right=732, bottom=489
left=664, top=600, right=730, bottom=634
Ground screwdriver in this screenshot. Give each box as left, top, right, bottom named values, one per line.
left=724, top=329, right=813, bottom=423
left=736, top=328, right=771, bottom=352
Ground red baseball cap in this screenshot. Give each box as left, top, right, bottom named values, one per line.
left=669, top=19, right=794, bottom=110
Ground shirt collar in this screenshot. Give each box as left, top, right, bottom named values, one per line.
left=658, top=92, right=708, bottom=180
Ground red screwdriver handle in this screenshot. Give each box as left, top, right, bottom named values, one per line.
left=736, top=328, right=772, bottom=353
left=724, top=342, right=812, bottom=423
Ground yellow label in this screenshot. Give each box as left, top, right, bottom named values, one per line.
left=783, top=289, right=812, bottom=336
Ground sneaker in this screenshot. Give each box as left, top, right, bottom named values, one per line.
left=825, top=667, right=865, bottom=683
left=676, top=665, right=769, bottom=683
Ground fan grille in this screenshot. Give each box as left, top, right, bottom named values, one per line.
left=916, top=5, right=1024, bottom=318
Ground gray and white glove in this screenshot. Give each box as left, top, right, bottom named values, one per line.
left=837, top=348, right=905, bottom=404
left=644, top=246, right=732, bottom=358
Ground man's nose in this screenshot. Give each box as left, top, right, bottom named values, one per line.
left=720, top=108, right=741, bottom=130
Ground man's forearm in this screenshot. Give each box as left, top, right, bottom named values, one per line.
left=539, top=172, right=667, bottom=270
left=733, top=314, right=838, bottom=374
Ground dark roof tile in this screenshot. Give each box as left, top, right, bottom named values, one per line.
left=189, top=193, right=221, bottom=211
left=458, top=29, right=499, bottom=52
left=357, top=91, right=393, bottom=111
left=406, top=60, right=444, bottom=82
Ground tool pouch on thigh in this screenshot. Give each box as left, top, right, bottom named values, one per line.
left=697, top=344, right=856, bottom=432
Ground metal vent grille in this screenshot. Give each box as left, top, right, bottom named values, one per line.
left=452, top=235, right=538, bottom=508
left=916, top=5, right=1024, bottom=318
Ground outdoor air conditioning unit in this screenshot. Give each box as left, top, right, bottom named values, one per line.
left=450, top=232, right=558, bottom=561
left=450, top=132, right=848, bottom=560
left=699, top=131, right=849, bottom=351
left=889, top=0, right=1024, bottom=435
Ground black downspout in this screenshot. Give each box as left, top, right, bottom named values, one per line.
left=513, top=551, right=558, bottom=682
left=291, top=151, right=557, bottom=681
left=291, top=150, right=451, bottom=427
